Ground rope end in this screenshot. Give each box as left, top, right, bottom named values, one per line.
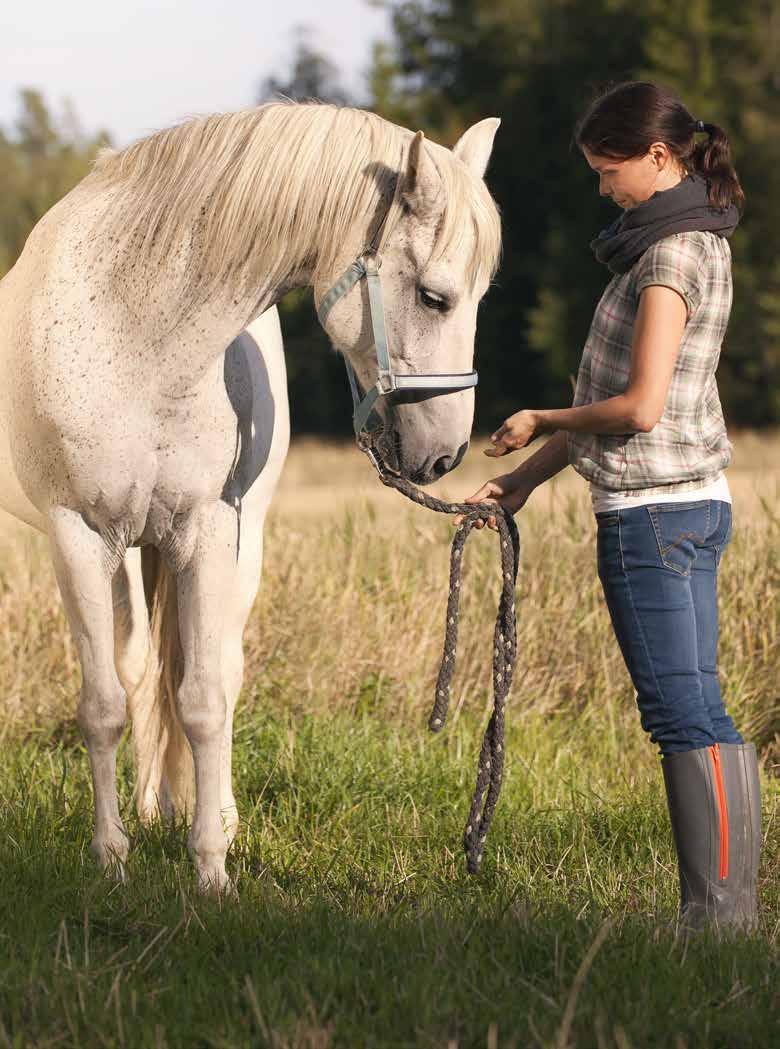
left=465, top=849, right=483, bottom=875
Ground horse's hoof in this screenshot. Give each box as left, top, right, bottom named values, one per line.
left=91, top=835, right=129, bottom=880
left=196, top=865, right=235, bottom=898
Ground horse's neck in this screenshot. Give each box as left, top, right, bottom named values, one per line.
left=67, top=191, right=312, bottom=392
left=157, top=256, right=325, bottom=392
left=147, top=287, right=288, bottom=396
left=77, top=178, right=354, bottom=390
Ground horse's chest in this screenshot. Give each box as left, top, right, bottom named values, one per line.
left=8, top=328, right=276, bottom=555
left=11, top=363, right=237, bottom=531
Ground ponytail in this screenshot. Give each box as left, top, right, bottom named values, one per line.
left=690, top=122, right=745, bottom=212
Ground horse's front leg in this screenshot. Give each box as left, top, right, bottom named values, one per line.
left=49, top=507, right=129, bottom=874
left=174, top=501, right=238, bottom=894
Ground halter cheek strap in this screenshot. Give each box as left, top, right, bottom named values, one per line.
left=317, top=252, right=478, bottom=437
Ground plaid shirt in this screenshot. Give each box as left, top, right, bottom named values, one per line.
left=566, top=231, right=733, bottom=495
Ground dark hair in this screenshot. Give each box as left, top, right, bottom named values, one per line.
left=573, top=81, right=745, bottom=212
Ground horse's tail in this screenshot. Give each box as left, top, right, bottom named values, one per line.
left=131, top=547, right=195, bottom=821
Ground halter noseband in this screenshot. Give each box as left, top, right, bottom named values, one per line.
left=317, top=251, right=478, bottom=437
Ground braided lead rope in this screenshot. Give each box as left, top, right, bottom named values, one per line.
left=363, top=445, right=520, bottom=873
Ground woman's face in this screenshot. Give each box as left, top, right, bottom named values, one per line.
left=582, top=143, right=684, bottom=210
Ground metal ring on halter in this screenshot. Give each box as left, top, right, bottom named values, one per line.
left=359, top=250, right=382, bottom=271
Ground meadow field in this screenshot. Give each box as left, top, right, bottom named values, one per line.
left=0, top=433, right=777, bottom=1048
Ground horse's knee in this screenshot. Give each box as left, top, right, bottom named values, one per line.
left=177, top=675, right=226, bottom=746
left=77, top=681, right=127, bottom=749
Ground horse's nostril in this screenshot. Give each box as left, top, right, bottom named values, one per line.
left=433, top=455, right=452, bottom=478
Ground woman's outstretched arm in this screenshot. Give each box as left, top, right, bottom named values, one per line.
left=511, top=428, right=570, bottom=484
left=487, top=285, right=688, bottom=455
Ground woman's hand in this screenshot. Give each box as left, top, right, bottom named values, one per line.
left=454, top=471, right=536, bottom=531
left=484, top=410, right=541, bottom=456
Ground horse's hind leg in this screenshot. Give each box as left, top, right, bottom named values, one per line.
left=174, top=501, right=238, bottom=894
left=49, top=507, right=129, bottom=873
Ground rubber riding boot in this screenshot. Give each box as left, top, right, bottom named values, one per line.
left=661, top=741, right=761, bottom=933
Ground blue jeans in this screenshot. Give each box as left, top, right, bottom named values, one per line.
left=595, top=499, right=742, bottom=756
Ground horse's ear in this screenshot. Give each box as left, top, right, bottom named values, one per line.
left=452, top=118, right=501, bottom=179
left=402, top=131, right=443, bottom=218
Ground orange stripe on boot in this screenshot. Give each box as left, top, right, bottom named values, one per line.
left=709, top=743, right=729, bottom=880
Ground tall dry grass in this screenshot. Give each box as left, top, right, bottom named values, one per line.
left=0, top=431, right=777, bottom=758
left=1, top=431, right=776, bottom=1049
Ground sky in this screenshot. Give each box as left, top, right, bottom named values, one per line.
left=0, top=0, right=390, bottom=146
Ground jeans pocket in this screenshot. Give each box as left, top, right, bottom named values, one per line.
left=647, top=501, right=710, bottom=576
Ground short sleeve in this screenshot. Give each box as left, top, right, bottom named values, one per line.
left=634, top=235, right=704, bottom=317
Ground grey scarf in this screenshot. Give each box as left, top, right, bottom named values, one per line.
left=590, top=172, right=740, bottom=275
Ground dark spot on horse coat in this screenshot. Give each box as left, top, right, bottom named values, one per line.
left=220, top=331, right=275, bottom=504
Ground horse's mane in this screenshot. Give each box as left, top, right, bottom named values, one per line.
left=91, top=101, right=501, bottom=307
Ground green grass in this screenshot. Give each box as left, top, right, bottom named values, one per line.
left=1, top=700, right=777, bottom=1048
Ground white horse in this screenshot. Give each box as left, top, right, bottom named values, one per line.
left=0, top=101, right=501, bottom=892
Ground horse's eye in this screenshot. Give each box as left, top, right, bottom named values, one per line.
left=419, top=287, right=449, bottom=311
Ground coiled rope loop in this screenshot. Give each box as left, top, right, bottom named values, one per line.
left=366, top=447, right=520, bottom=874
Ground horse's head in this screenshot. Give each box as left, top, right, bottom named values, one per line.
left=317, top=119, right=501, bottom=484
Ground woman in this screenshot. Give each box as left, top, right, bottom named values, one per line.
left=464, top=81, right=761, bottom=932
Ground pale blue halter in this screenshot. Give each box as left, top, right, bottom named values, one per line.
left=317, top=251, right=478, bottom=437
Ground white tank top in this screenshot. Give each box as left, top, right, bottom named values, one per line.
left=590, top=471, right=732, bottom=515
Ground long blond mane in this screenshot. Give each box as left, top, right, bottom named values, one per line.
left=92, top=101, right=501, bottom=307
